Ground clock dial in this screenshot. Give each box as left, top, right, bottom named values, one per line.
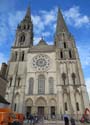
left=32, top=54, right=50, bottom=71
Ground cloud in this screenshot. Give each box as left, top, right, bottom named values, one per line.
left=64, top=6, right=90, bottom=28
left=32, top=7, right=57, bottom=37
left=41, top=32, right=51, bottom=37
left=8, top=11, right=25, bottom=32
left=0, top=14, right=9, bottom=45
left=33, top=37, right=41, bottom=45
left=32, top=15, right=45, bottom=34
left=77, top=44, right=90, bottom=68
left=0, top=11, right=25, bottom=46
left=40, top=7, right=57, bottom=25
left=85, top=78, right=90, bottom=100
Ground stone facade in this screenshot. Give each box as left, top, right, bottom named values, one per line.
left=5, top=7, right=89, bottom=118
left=0, top=63, right=7, bottom=97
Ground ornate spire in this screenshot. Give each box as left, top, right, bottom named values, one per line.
left=56, top=8, right=68, bottom=34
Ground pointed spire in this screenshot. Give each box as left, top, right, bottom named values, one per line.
left=25, top=6, right=31, bottom=20
left=56, top=8, right=68, bottom=34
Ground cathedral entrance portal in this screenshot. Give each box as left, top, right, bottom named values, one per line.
left=51, top=106, right=55, bottom=116
left=26, top=106, right=31, bottom=118
left=35, top=97, right=47, bottom=116
left=38, top=107, right=44, bottom=116
left=25, top=98, right=33, bottom=118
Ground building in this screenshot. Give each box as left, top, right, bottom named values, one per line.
left=0, top=63, right=7, bottom=97
left=5, top=7, right=89, bottom=118
left=0, top=94, right=10, bottom=108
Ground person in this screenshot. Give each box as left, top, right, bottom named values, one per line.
left=63, top=114, right=69, bottom=125
left=26, top=112, right=29, bottom=123
left=70, top=117, right=76, bottom=125
left=29, top=114, right=34, bottom=125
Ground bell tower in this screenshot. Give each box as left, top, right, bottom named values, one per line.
left=54, top=8, right=77, bottom=60
left=55, top=8, right=90, bottom=115
left=14, top=6, right=33, bottom=47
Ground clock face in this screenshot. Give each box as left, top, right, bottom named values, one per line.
left=32, top=54, right=50, bottom=71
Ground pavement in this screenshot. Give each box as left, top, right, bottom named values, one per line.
left=23, top=120, right=89, bottom=125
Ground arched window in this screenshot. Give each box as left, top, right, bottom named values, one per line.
left=72, top=73, right=76, bottom=85
left=9, top=77, right=12, bottom=87
left=19, top=34, right=25, bottom=45
left=64, top=42, right=66, bottom=48
left=15, top=51, right=18, bottom=61
left=60, top=51, right=63, bottom=58
left=28, top=78, right=34, bottom=95
left=21, top=51, right=24, bottom=61
left=17, top=77, right=21, bottom=87
left=38, top=75, right=45, bottom=94
left=27, top=25, right=30, bottom=30
left=62, top=73, right=66, bottom=85
left=65, top=102, right=68, bottom=111
left=19, top=51, right=25, bottom=61
left=69, top=50, right=72, bottom=58
left=49, top=77, right=54, bottom=94
left=76, top=102, right=79, bottom=111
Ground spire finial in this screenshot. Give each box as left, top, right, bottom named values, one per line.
left=56, top=7, right=68, bottom=34
left=25, top=5, right=31, bottom=19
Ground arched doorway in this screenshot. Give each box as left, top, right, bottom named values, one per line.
left=49, top=99, right=56, bottom=118
left=25, top=98, right=33, bottom=117
left=35, top=97, right=47, bottom=116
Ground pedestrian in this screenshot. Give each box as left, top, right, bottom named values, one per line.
left=26, top=112, right=29, bottom=123
left=29, top=114, right=34, bottom=125
left=70, top=117, right=76, bottom=125
left=63, top=114, right=69, bottom=125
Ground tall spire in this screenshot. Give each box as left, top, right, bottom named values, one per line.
left=24, top=6, right=31, bottom=20
left=56, top=8, right=68, bottom=34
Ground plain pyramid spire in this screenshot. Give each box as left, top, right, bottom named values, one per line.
left=56, top=8, right=68, bottom=34
left=25, top=6, right=31, bottom=20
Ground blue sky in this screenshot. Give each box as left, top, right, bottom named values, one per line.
left=0, top=0, right=90, bottom=96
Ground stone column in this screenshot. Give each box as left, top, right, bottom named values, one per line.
left=69, top=86, right=76, bottom=115
left=77, top=60, right=85, bottom=85
left=45, top=73, right=48, bottom=94
left=81, top=86, right=90, bottom=109
left=34, top=74, right=38, bottom=94
left=32, top=106, right=37, bottom=114
left=19, top=89, right=25, bottom=113
left=57, top=86, right=64, bottom=115
left=45, top=107, right=48, bottom=118
left=48, top=106, right=51, bottom=119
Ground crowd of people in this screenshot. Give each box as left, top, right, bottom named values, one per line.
left=25, top=112, right=76, bottom=125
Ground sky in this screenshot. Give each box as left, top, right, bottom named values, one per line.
left=0, top=0, right=90, bottom=97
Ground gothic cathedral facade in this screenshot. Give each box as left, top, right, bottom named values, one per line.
left=6, top=7, right=89, bottom=117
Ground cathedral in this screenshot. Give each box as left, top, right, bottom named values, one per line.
left=5, top=6, right=89, bottom=118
